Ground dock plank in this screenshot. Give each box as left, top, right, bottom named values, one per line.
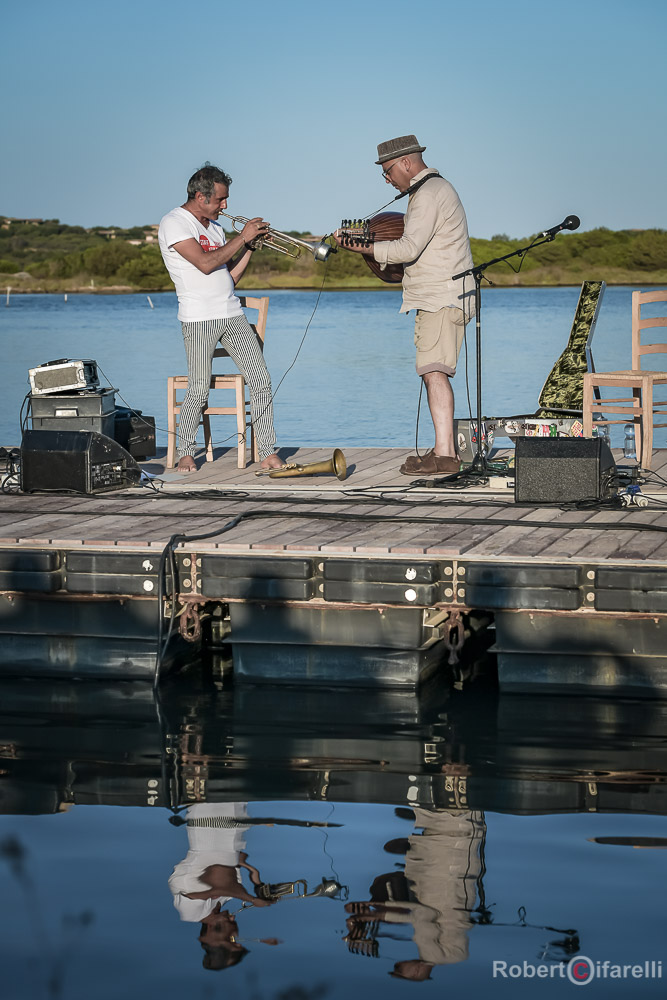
left=277, top=503, right=392, bottom=553
left=285, top=504, right=396, bottom=554
left=1, top=447, right=667, bottom=568
left=347, top=504, right=486, bottom=555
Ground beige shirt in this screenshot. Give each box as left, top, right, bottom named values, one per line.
left=374, top=809, right=485, bottom=966
left=373, top=168, right=475, bottom=318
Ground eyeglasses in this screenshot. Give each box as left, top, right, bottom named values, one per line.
left=382, top=161, right=401, bottom=179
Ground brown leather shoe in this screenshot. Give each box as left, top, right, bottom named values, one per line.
left=399, top=450, right=461, bottom=476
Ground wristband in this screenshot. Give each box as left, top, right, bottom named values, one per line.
left=244, top=242, right=256, bottom=252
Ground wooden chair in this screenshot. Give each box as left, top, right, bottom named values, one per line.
left=582, top=290, right=667, bottom=469
left=166, top=296, right=269, bottom=469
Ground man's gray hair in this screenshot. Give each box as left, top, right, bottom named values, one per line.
left=187, top=163, right=232, bottom=201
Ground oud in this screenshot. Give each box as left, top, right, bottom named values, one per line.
left=338, top=212, right=405, bottom=283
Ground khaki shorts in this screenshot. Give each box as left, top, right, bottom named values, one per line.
left=414, top=306, right=467, bottom=377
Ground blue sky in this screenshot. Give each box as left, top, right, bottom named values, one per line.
left=2, top=0, right=665, bottom=238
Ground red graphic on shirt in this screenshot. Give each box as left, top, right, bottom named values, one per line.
left=199, top=235, right=222, bottom=252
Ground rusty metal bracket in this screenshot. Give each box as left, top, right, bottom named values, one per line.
left=444, top=608, right=465, bottom=666
left=178, top=596, right=205, bottom=643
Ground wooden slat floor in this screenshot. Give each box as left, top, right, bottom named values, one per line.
left=2, top=445, right=667, bottom=564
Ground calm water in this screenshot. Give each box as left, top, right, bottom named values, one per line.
left=1, top=285, right=664, bottom=451
left=1, top=289, right=666, bottom=997
left=1, top=673, right=666, bottom=999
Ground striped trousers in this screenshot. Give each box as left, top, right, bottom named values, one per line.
left=178, top=314, right=276, bottom=461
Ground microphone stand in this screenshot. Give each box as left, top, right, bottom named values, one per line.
left=451, top=233, right=561, bottom=478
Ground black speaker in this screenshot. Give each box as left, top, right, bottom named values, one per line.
left=514, top=437, right=617, bottom=503
left=113, top=408, right=156, bottom=460
left=20, top=429, right=141, bottom=494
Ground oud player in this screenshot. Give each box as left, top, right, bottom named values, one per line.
left=334, top=135, right=474, bottom=476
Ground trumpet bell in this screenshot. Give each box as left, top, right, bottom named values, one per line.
left=311, top=241, right=335, bottom=262
left=330, top=448, right=347, bottom=480
left=267, top=449, right=347, bottom=480
left=263, top=231, right=335, bottom=262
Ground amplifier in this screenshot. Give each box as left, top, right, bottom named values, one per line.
left=28, top=359, right=100, bottom=396
left=20, top=429, right=141, bottom=494
left=114, top=408, right=156, bottom=460
left=515, top=437, right=617, bottom=504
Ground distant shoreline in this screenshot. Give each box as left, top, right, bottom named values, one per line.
left=2, top=278, right=666, bottom=295
left=2, top=220, right=665, bottom=293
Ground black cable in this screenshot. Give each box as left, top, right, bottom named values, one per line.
left=462, top=274, right=474, bottom=430
left=642, top=468, right=667, bottom=489
left=153, top=514, right=245, bottom=688
left=92, top=365, right=155, bottom=434
left=136, top=508, right=667, bottom=538
left=154, top=529, right=185, bottom=690
left=19, top=392, right=31, bottom=437
left=4, top=484, right=663, bottom=519
left=0, top=491, right=591, bottom=513
left=268, top=261, right=330, bottom=396
left=414, top=380, right=424, bottom=458
left=491, top=234, right=542, bottom=277
left=1, top=474, right=21, bottom=495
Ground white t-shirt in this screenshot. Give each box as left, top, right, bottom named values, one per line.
left=168, top=802, right=250, bottom=922
left=158, top=206, right=244, bottom=323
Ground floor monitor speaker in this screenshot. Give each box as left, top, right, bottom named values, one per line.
left=20, top=429, right=141, bottom=494
left=515, top=437, right=616, bottom=503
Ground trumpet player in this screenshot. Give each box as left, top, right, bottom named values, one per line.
left=158, top=163, right=286, bottom=473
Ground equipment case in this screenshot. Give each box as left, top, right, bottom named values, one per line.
left=30, top=389, right=117, bottom=438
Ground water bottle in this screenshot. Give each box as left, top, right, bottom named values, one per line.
left=596, top=424, right=610, bottom=447
left=623, top=424, right=636, bottom=459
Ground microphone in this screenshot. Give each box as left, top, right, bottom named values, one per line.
left=539, top=215, right=580, bottom=238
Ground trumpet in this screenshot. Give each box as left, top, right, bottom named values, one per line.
left=219, top=212, right=334, bottom=263
left=265, top=449, right=347, bottom=480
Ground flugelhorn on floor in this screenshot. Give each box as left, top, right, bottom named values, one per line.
left=267, top=449, right=347, bottom=480
left=219, top=212, right=335, bottom=262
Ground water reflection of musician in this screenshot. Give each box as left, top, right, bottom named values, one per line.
left=344, top=807, right=486, bottom=981
left=168, top=802, right=280, bottom=971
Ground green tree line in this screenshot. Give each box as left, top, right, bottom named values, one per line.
left=1, top=216, right=665, bottom=290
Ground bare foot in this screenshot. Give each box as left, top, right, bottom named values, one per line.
left=177, top=456, right=197, bottom=473
left=259, top=453, right=284, bottom=471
